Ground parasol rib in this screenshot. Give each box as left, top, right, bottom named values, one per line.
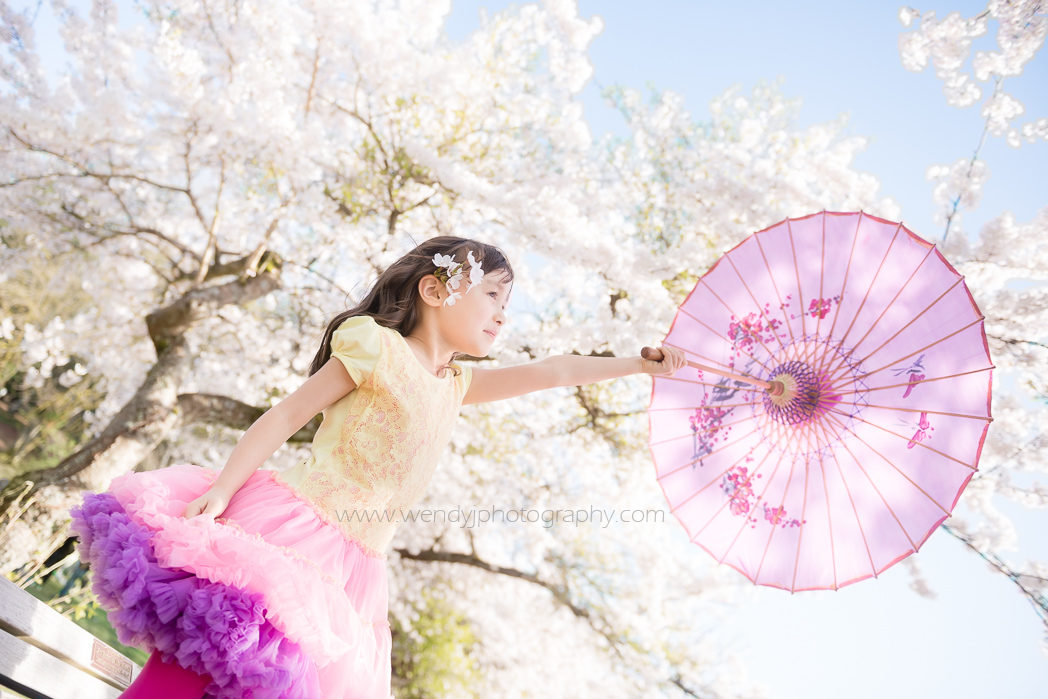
left=724, top=252, right=788, bottom=353
left=826, top=406, right=979, bottom=470
left=677, top=299, right=776, bottom=376
left=755, top=412, right=820, bottom=460
left=657, top=426, right=764, bottom=480
left=828, top=222, right=904, bottom=369
left=790, top=454, right=813, bottom=591
left=813, top=213, right=828, bottom=346
left=830, top=272, right=968, bottom=383
left=842, top=316, right=985, bottom=389
left=670, top=448, right=768, bottom=523
left=653, top=398, right=763, bottom=412
left=697, top=277, right=783, bottom=372
left=649, top=410, right=764, bottom=448
left=828, top=419, right=920, bottom=551
left=820, top=212, right=865, bottom=352
left=831, top=366, right=993, bottom=396
left=753, top=229, right=796, bottom=343
left=690, top=449, right=776, bottom=540
left=787, top=219, right=808, bottom=340
left=824, top=412, right=952, bottom=516
left=809, top=414, right=855, bottom=589
left=716, top=450, right=792, bottom=570
left=843, top=244, right=937, bottom=359
left=754, top=453, right=802, bottom=585
left=859, top=403, right=992, bottom=421
left=818, top=458, right=840, bottom=589
left=827, top=438, right=879, bottom=581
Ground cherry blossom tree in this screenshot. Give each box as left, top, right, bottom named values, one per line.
left=0, top=1, right=863, bottom=693
left=898, top=0, right=1048, bottom=644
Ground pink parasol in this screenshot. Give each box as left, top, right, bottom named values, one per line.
left=646, top=211, right=993, bottom=590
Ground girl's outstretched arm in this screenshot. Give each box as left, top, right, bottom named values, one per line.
left=462, top=346, right=686, bottom=405
left=182, top=358, right=357, bottom=517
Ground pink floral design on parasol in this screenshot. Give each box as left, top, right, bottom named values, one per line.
left=646, top=211, right=993, bottom=590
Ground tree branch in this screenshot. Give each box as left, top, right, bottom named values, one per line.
left=395, top=547, right=586, bottom=612
left=942, top=78, right=999, bottom=244
left=177, top=393, right=318, bottom=443
left=304, top=40, right=320, bottom=116
left=7, top=126, right=191, bottom=195
left=145, top=253, right=282, bottom=350
left=394, top=546, right=710, bottom=696
left=941, top=523, right=1048, bottom=639
left=988, top=334, right=1048, bottom=352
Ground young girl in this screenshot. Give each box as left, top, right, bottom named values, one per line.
left=71, top=236, right=684, bottom=699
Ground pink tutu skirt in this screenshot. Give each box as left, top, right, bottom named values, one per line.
left=70, top=464, right=392, bottom=698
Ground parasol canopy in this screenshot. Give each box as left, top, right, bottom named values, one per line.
left=648, top=211, right=993, bottom=590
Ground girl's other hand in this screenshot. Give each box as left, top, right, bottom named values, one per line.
left=641, top=345, right=687, bottom=376
left=183, top=488, right=231, bottom=518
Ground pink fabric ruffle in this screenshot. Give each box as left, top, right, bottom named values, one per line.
left=107, top=464, right=392, bottom=697
left=72, top=492, right=319, bottom=698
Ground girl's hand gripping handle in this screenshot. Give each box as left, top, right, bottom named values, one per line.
left=641, top=346, right=780, bottom=393
left=639, top=346, right=687, bottom=375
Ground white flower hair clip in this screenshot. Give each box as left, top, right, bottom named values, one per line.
left=433, top=250, right=484, bottom=306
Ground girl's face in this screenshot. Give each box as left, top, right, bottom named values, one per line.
left=440, top=269, right=512, bottom=357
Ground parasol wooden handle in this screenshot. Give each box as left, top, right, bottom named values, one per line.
left=642, top=346, right=783, bottom=395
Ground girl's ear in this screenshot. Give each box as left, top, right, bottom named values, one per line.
left=417, top=274, right=445, bottom=308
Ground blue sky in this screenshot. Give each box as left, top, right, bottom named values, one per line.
left=445, top=2, right=1048, bottom=697
left=453, top=0, right=1047, bottom=243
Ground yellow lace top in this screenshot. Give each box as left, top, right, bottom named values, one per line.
left=276, top=316, right=471, bottom=555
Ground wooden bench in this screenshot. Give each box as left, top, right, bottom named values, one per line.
left=0, top=576, right=139, bottom=698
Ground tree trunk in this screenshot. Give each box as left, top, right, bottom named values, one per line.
left=0, top=337, right=190, bottom=574
left=0, top=266, right=280, bottom=575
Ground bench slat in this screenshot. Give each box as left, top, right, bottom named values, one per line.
left=0, top=577, right=138, bottom=690
left=0, top=629, right=123, bottom=699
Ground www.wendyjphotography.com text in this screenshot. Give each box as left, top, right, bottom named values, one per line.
left=333, top=505, right=665, bottom=529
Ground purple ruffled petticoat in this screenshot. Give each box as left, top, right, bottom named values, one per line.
left=71, top=493, right=319, bottom=698
left=70, top=464, right=393, bottom=699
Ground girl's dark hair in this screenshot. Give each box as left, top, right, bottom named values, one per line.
left=308, top=236, right=514, bottom=376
